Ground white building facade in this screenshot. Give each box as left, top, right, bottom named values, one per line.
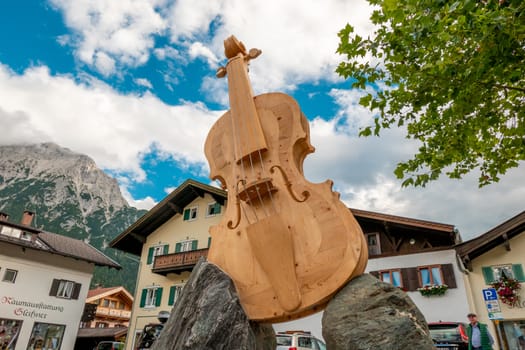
left=0, top=211, right=119, bottom=350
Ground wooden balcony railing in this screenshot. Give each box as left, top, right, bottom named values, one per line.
left=95, top=307, right=131, bottom=319
left=152, top=248, right=209, bottom=275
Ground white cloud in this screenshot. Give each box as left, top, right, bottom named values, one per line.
left=0, top=64, right=220, bottom=183
left=135, top=78, right=153, bottom=89
left=94, top=51, right=116, bottom=76
left=122, top=189, right=157, bottom=210
left=50, top=0, right=167, bottom=75
left=188, top=42, right=220, bottom=68
left=153, top=46, right=182, bottom=61
left=50, top=0, right=374, bottom=88
left=303, top=87, right=525, bottom=240
left=169, top=0, right=376, bottom=92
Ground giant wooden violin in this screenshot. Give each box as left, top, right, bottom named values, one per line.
left=205, top=36, right=368, bottom=322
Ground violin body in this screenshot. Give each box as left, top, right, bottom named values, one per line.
left=204, top=36, right=367, bottom=322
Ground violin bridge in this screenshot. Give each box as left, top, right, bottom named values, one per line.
left=237, top=178, right=278, bottom=202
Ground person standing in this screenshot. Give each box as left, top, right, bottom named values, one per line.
left=514, top=322, right=525, bottom=350
left=467, top=313, right=494, bottom=350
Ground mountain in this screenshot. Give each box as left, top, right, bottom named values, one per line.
left=0, top=142, right=146, bottom=293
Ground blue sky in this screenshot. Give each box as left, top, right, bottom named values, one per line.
left=0, top=0, right=523, bottom=245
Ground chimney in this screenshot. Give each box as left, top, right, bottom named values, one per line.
left=21, top=210, right=35, bottom=226
left=0, top=212, right=9, bottom=221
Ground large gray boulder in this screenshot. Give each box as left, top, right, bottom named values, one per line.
left=322, top=273, right=435, bottom=350
left=152, top=258, right=275, bottom=350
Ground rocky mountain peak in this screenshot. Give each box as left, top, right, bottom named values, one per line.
left=0, top=142, right=145, bottom=292
left=0, top=142, right=129, bottom=214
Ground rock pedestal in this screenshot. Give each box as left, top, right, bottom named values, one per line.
left=322, top=273, right=435, bottom=350
left=151, top=258, right=275, bottom=350
left=152, top=264, right=433, bottom=350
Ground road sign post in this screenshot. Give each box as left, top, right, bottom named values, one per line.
left=482, top=288, right=503, bottom=320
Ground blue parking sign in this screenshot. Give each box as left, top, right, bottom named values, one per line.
left=483, top=288, right=498, bottom=301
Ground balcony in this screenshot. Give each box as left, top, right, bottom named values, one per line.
left=152, top=248, right=209, bottom=275
left=95, top=307, right=131, bottom=319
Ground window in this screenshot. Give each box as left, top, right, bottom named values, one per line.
left=140, top=287, right=163, bottom=308
left=183, top=207, right=198, bottom=221
left=482, top=264, right=525, bottom=284
left=371, top=264, right=456, bottom=291
left=27, top=322, right=65, bottom=350
left=20, top=232, right=32, bottom=241
left=298, top=336, right=312, bottom=348
left=366, top=233, right=381, bottom=255
left=96, top=322, right=108, bottom=328
left=0, top=318, right=23, bottom=349
left=206, top=202, right=221, bottom=217
left=168, top=285, right=184, bottom=306
left=57, top=280, right=74, bottom=298
left=49, top=279, right=81, bottom=300
left=109, top=300, right=116, bottom=309
left=101, top=299, right=109, bottom=307
left=2, top=269, right=17, bottom=283
left=147, top=244, right=169, bottom=265
left=379, top=269, right=403, bottom=288
left=418, top=265, right=444, bottom=286
left=176, top=239, right=198, bottom=252
left=0, top=226, right=21, bottom=238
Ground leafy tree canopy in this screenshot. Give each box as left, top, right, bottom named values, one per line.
left=337, top=0, right=524, bottom=187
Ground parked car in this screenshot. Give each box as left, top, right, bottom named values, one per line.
left=134, top=323, right=164, bottom=349
left=95, top=341, right=124, bottom=350
left=276, top=331, right=326, bottom=350
left=428, top=322, right=469, bottom=350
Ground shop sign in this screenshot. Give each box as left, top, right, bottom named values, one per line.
left=1, top=295, right=64, bottom=320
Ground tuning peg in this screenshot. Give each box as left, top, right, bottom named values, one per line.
left=216, top=66, right=227, bottom=78
left=248, top=48, right=262, bottom=60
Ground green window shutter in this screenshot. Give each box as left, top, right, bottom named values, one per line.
left=183, top=209, right=190, bottom=220
left=147, top=247, right=154, bottom=265
left=512, top=264, right=525, bottom=282
left=163, top=244, right=169, bottom=255
left=175, top=243, right=182, bottom=253
left=482, top=266, right=495, bottom=284
left=208, top=236, right=212, bottom=248
left=192, top=240, right=198, bottom=250
left=155, top=288, right=163, bottom=307
left=214, top=203, right=221, bottom=214
left=140, top=289, right=147, bottom=308
left=168, top=286, right=176, bottom=306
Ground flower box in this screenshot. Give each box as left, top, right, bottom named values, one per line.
left=418, top=284, right=448, bottom=297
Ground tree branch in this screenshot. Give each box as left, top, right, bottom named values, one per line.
left=493, top=83, right=525, bottom=93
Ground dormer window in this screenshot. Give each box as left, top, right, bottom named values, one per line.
left=206, top=202, right=221, bottom=217
left=183, top=207, right=198, bottom=221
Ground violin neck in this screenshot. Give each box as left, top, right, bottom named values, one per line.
left=226, top=53, right=268, bottom=164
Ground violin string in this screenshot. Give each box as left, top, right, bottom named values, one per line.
left=228, top=54, right=261, bottom=225
left=234, top=120, right=259, bottom=225
left=243, top=57, right=276, bottom=219
left=256, top=147, right=278, bottom=214
left=247, top=151, right=270, bottom=218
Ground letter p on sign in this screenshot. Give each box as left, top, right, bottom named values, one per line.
left=482, top=288, right=498, bottom=301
